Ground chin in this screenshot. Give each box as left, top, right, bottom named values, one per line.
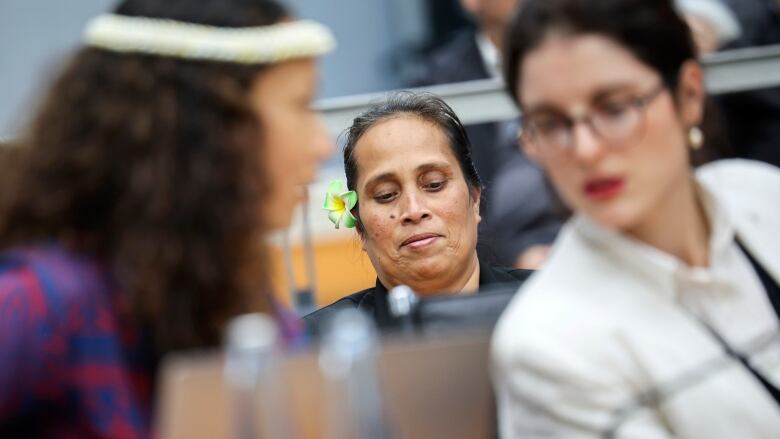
left=586, top=203, right=642, bottom=232
left=406, top=259, right=453, bottom=288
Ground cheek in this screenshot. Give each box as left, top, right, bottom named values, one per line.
left=360, top=208, right=395, bottom=250
left=542, top=161, right=582, bottom=208
left=260, top=127, right=300, bottom=217
left=266, top=118, right=312, bottom=183
left=438, top=195, right=476, bottom=236
left=633, top=109, right=690, bottom=184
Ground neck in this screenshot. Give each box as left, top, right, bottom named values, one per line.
left=626, top=174, right=711, bottom=267
left=457, top=255, right=481, bottom=294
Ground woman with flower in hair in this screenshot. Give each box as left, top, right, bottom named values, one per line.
left=0, top=0, right=333, bottom=436
left=306, top=92, right=533, bottom=334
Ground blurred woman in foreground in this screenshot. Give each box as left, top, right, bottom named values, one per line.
left=0, top=0, right=333, bottom=436
left=492, top=0, right=780, bottom=437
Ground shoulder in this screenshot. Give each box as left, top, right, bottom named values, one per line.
left=697, top=158, right=780, bottom=190
left=0, top=244, right=116, bottom=404
left=492, top=222, right=632, bottom=359
left=486, top=264, right=534, bottom=283
left=697, top=159, right=780, bottom=219
left=0, top=244, right=116, bottom=352
left=491, top=228, right=638, bottom=431
left=413, top=31, right=486, bottom=86
left=303, top=288, right=375, bottom=335
left=0, top=244, right=111, bottom=313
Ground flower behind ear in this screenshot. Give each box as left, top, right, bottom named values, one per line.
left=323, top=180, right=357, bottom=229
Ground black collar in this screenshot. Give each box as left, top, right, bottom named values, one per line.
left=371, top=257, right=526, bottom=327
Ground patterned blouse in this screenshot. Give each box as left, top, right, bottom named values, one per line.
left=0, top=244, right=152, bottom=438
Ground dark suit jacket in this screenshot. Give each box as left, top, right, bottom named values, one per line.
left=716, top=0, right=780, bottom=167
left=411, top=30, right=511, bottom=188
left=303, top=258, right=532, bottom=336
left=487, top=152, right=567, bottom=264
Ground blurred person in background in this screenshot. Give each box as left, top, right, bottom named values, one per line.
left=0, top=0, right=334, bottom=437
left=410, top=0, right=519, bottom=194
left=722, top=0, right=780, bottom=46
left=677, top=0, right=743, bottom=54
left=492, top=0, right=780, bottom=437
left=411, top=0, right=568, bottom=269
left=304, top=92, right=532, bottom=334
left=717, top=0, right=780, bottom=167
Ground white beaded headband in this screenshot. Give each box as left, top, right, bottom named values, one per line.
left=83, top=14, right=336, bottom=64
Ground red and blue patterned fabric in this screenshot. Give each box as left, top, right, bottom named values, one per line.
left=0, top=244, right=153, bottom=438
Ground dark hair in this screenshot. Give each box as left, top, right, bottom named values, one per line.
left=504, top=0, right=696, bottom=103
left=0, top=0, right=289, bottom=356
left=342, top=92, right=482, bottom=232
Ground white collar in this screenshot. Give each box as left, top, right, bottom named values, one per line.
left=574, top=178, right=736, bottom=299
left=474, top=32, right=501, bottom=80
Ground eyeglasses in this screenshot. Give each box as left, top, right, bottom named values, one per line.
left=519, top=83, right=666, bottom=157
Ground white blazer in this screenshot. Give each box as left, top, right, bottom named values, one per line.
left=492, top=160, right=780, bottom=438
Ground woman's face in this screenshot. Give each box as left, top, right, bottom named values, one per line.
left=354, top=115, right=481, bottom=294
left=249, top=58, right=333, bottom=230
left=517, top=34, right=704, bottom=232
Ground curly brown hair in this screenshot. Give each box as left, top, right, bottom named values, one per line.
left=0, top=0, right=290, bottom=356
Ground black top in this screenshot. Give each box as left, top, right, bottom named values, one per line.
left=303, top=258, right=532, bottom=336
left=739, top=240, right=780, bottom=323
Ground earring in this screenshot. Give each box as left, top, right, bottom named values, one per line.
left=688, top=126, right=703, bottom=150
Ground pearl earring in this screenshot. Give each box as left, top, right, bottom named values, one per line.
left=689, top=126, right=703, bottom=150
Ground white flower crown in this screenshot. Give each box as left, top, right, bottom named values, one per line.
left=83, top=14, right=336, bottom=64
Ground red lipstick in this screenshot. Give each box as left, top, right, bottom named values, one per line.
left=583, top=177, right=624, bottom=201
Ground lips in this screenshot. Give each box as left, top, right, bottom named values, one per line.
left=583, top=177, right=624, bottom=201
left=400, top=233, right=442, bottom=249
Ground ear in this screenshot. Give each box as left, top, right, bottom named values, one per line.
left=676, top=61, right=706, bottom=128
left=470, top=185, right=482, bottom=224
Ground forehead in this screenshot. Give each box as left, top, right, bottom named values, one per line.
left=353, top=115, right=460, bottom=182
left=518, top=33, right=660, bottom=109
left=250, top=58, right=317, bottom=99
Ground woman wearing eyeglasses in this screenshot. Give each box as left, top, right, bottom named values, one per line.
left=491, top=0, right=780, bottom=437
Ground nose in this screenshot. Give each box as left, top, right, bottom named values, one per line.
left=400, top=190, right=431, bottom=225
left=571, top=121, right=606, bottom=166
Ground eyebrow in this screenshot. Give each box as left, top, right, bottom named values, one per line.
left=523, top=82, right=641, bottom=115
left=362, top=161, right=452, bottom=191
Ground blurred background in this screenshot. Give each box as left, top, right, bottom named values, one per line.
left=2, top=0, right=779, bottom=308
left=0, top=0, right=484, bottom=307
left=0, top=0, right=474, bottom=138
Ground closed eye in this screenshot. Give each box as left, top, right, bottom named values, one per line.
left=598, top=99, right=632, bottom=117
left=424, top=180, right=447, bottom=191
left=374, top=192, right=397, bottom=203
